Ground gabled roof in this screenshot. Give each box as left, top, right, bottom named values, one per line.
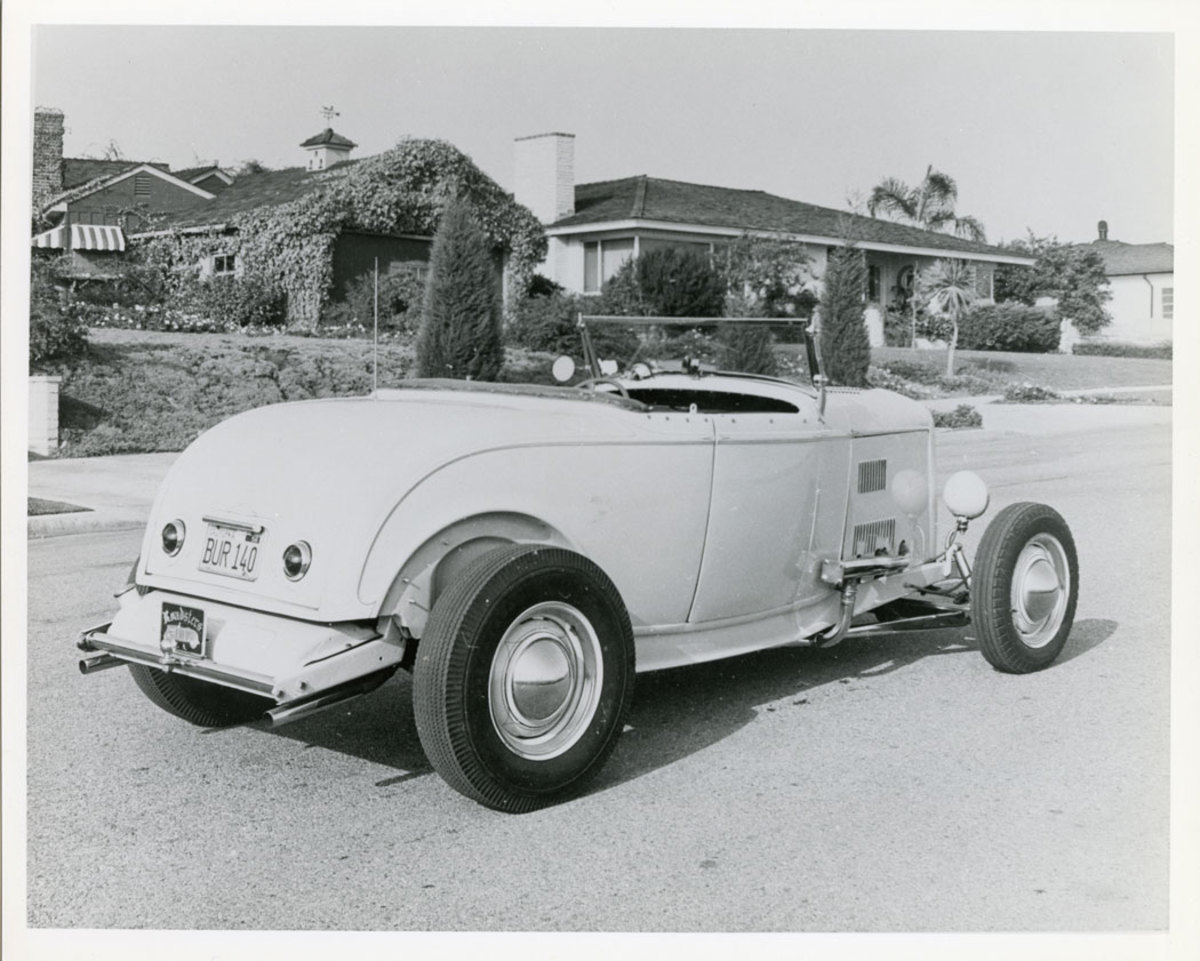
left=300, top=127, right=357, bottom=149
left=1088, top=239, right=1173, bottom=276
left=44, top=161, right=216, bottom=213
left=63, top=157, right=169, bottom=189
left=175, top=164, right=234, bottom=186
left=145, top=163, right=357, bottom=231
left=554, top=175, right=1026, bottom=262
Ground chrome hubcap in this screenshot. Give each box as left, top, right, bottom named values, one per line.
left=1010, top=533, right=1070, bottom=648
left=489, top=602, right=603, bottom=760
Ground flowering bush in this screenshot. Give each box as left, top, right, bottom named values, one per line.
left=1002, top=382, right=1060, bottom=403
left=932, top=404, right=983, bottom=429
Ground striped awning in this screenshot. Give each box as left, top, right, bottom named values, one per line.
left=31, top=223, right=126, bottom=252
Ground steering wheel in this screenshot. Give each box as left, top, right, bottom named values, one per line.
left=576, top=377, right=629, bottom=399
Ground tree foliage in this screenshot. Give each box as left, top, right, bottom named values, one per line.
left=29, top=257, right=89, bottom=370
left=633, top=247, right=726, bottom=318
left=819, top=245, right=871, bottom=387
left=867, top=166, right=987, bottom=243
left=993, top=232, right=1111, bottom=334
left=916, top=258, right=978, bottom=377
left=416, top=198, right=504, bottom=381
left=719, top=234, right=815, bottom=318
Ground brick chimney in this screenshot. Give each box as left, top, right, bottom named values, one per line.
left=33, top=107, right=65, bottom=214
left=1097, top=219, right=1109, bottom=241
left=514, top=132, right=575, bottom=225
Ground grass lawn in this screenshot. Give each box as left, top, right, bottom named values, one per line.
left=872, top=346, right=1172, bottom=392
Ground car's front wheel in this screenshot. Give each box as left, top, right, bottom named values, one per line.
left=413, top=544, right=635, bottom=813
left=971, top=502, right=1079, bottom=673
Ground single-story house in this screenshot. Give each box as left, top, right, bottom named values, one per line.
left=1085, top=220, right=1173, bottom=343
left=512, top=132, right=1034, bottom=346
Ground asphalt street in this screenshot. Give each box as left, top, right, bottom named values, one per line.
left=21, top=413, right=1174, bottom=942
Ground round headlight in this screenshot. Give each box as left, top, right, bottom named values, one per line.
left=282, top=541, right=312, bottom=580
left=943, top=471, right=990, bottom=520
left=161, top=519, right=186, bottom=556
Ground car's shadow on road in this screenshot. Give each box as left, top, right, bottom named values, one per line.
left=248, top=617, right=1117, bottom=800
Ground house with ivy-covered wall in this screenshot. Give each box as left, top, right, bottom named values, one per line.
left=110, top=126, right=545, bottom=329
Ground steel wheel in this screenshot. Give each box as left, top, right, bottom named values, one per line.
left=1009, top=533, right=1072, bottom=649
left=413, top=544, right=634, bottom=812
left=972, top=502, right=1079, bottom=673
left=489, top=602, right=603, bottom=761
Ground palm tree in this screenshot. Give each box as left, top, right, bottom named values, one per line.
left=867, top=165, right=987, bottom=243
left=917, top=259, right=978, bottom=377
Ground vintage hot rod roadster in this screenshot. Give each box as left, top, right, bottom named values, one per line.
left=78, top=316, right=1078, bottom=812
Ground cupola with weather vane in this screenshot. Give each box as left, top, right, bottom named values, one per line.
left=301, top=106, right=357, bottom=170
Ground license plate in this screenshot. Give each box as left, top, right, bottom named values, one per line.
left=161, top=602, right=207, bottom=658
left=199, top=523, right=263, bottom=581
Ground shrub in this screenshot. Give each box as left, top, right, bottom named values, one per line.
left=635, top=246, right=725, bottom=319
left=188, top=274, right=287, bottom=329
left=884, top=307, right=914, bottom=347
left=719, top=323, right=779, bottom=376
left=507, top=287, right=639, bottom=365
left=322, top=266, right=425, bottom=334
left=416, top=198, right=504, bottom=381
left=1072, top=340, right=1172, bottom=360
left=957, top=302, right=1060, bottom=353
left=819, top=245, right=871, bottom=387
left=932, top=404, right=983, bottom=429
left=29, top=258, right=88, bottom=369
left=1002, top=382, right=1060, bottom=403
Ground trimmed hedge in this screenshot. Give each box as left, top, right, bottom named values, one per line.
left=957, top=302, right=1060, bottom=353
left=1072, top=340, right=1172, bottom=360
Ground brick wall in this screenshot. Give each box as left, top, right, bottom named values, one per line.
left=33, top=108, right=65, bottom=215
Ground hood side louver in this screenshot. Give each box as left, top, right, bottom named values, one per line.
left=858, top=458, right=888, bottom=493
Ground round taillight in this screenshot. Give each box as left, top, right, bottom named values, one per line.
left=282, top=541, right=312, bottom=580
left=161, top=520, right=186, bottom=556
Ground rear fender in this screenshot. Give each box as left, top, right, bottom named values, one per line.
left=377, top=512, right=570, bottom=638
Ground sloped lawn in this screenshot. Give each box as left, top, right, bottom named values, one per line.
left=871, top=347, right=1171, bottom=392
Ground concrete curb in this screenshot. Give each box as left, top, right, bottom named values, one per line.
left=28, top=510, right=147, bottom=539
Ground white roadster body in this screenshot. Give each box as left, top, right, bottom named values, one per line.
left=79, top=322, right=1079, bottom=812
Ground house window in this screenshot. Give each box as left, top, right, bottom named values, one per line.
left=867, top=265, right=880, bottom=302
left=584, top=242, right=599, bottom=293
left=213, top=254, right=237, bottom=276
left=601, top=239, right=635, bottom=285
left=134, top=174, right=152, bottom=198
left=1162, top=287, right=1173, bottom=321
left=582, top=239, right=636, bottom=293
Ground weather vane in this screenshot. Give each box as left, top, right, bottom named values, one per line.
left=321, top=105, right=340, bottom=123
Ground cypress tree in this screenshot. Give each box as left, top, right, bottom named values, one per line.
left=819, top=245, right=871, bottom=387
left=416, top=197, right=504, bottom=380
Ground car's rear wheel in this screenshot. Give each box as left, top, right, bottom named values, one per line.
left=129, top=664, right=270, bottom=727
left=413, top=544, right=635, bottom=813
left=971, top=502, right=1078, bottom=673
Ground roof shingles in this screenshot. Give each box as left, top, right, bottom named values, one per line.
left=1088, top=240, right=1173, bottom=276
left=558, top=175, right=1017, bottom=258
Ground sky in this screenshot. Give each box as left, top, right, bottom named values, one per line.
left=26, top=23, right=1175, bottom=247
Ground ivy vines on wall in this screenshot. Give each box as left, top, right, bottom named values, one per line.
left=140, top=138, right=547, bottom=330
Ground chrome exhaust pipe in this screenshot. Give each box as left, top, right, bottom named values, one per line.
left=265, top=669, right=394, bottom=728
left=79, top=653, right=125, bottom=674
